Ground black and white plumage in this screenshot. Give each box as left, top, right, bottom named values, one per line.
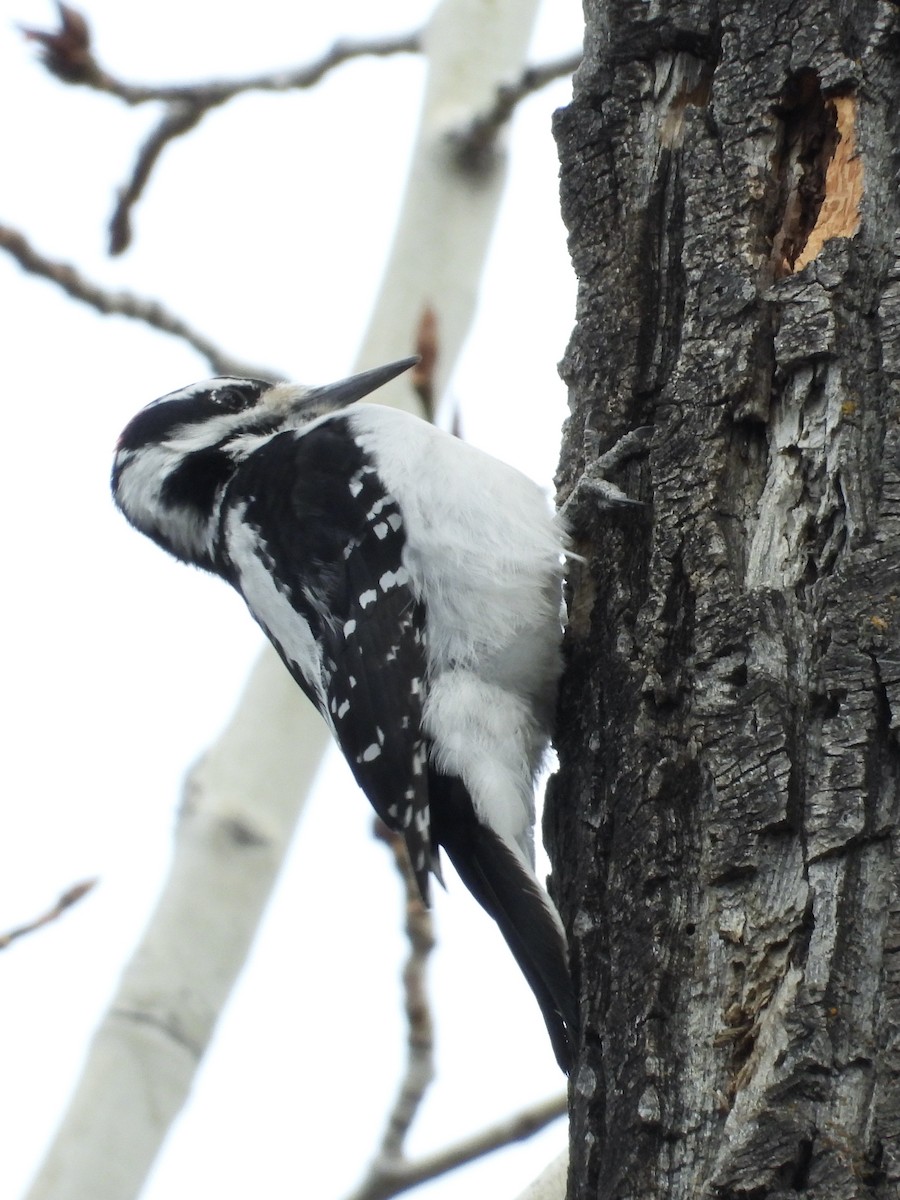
left=112, top=357, right=577, bottom=1070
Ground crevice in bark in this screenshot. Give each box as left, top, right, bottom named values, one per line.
left=770, top=69, right=840, bottom=275
left=786, top=1135, right=814, bottom=1190
left=769, top=70, right=862, bottom=278
left=636, top=148, right=687, bottom=396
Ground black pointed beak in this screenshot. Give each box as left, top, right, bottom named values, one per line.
left=297, top=356, right=419, bottom=413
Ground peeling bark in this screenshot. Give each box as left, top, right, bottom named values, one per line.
left=550, top=3, right=900, bottom=1197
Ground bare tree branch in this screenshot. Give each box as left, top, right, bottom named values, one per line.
left=108, top=101, right=205, bottom=255
left=452, top=51, right=582, bottom=173
left=345, top=1092, right=569, bottom=1200
left=22, top=5, right=421, bottom=252
left=22, top=5, right=421, bottom=106
left=352, top=824, right=566, bottom=1200
left=0, top=879, right=96, bottom=950
left=372, top=823, right=437, bottom=1161
left=100, top=31, right=422, bottom=253
left=22, top=8, right=578, bottom=252
left=107, top=47, right=582, bottom=247
left=0, top=222, right=279, bottom=379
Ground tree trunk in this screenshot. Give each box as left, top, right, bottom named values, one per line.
left=550, top=3, right=900, bottom=1197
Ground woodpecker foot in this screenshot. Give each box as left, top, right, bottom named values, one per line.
left=560, top=425, right=652, bottom=526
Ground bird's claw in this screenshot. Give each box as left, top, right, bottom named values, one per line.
left=560, top=425, right=652, bottom=526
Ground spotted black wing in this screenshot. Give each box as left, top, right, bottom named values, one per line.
left=223, top=419, right=432, bottom=901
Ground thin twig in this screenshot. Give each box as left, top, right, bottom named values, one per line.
left=22, top=6, right=421, bottom=253
left=451, top=51, right=583, bottom=173
left=109, top=101, right=205, bottom=254
left=0, top=222, right=279, bottom=379
left=22, top=6, right=421, bottom=106
left=345, top=1092, right=569, bottom=1200
left=0, top=879, right=97, bottom=950
left=353, top=823, right=567, bottom=1200
left=101, top=31, right=421, bottom=253
left=371, top=821, right=437, bottom=1161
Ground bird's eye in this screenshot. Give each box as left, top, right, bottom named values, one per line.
left=211, top=386, right=246, bottom=410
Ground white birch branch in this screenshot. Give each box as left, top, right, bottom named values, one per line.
left=25, top=654, right=316, bottom=1200
left=511, top=1148, right=569, bottom=1200
left=357, top=0, right=544, bottom=412
left=26, top=2, right=547, bottom=1198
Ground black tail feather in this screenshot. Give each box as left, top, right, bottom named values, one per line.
left=429, top=772, right=578, bottom=1072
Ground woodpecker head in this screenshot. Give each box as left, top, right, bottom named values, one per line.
left=112, top=357, right=417, bottom=568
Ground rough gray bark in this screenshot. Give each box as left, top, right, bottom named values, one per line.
left=549, top=3, right=900, bottom=1197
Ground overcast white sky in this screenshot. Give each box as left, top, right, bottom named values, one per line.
left=2, top=2, right=582, bottom=1197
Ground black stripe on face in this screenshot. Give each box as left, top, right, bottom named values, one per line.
left=160, top=445, right=236, bottom=516
left=115, top=380, right=270, bottom=453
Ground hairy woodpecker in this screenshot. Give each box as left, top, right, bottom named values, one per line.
left=112, top=357, right=577, bottom=1070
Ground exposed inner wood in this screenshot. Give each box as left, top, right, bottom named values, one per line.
left=794, top=94, right=863, bottom=270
